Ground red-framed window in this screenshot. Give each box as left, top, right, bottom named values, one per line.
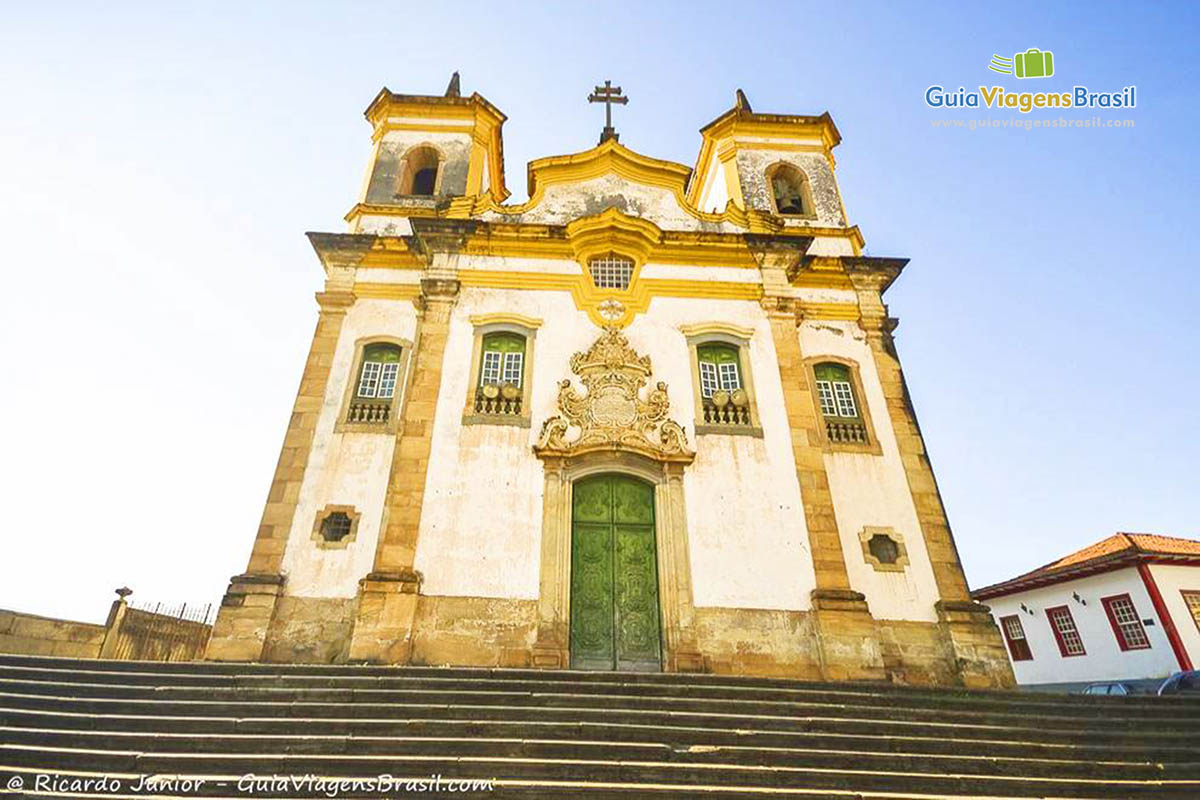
left=1179, top=590, right=1200, bottom=633
left=999, top=614, right=1033, bottom=661
left=1101, top=594, right=1151, bottom=651
left=1046, top=605, right=1086, bottom=657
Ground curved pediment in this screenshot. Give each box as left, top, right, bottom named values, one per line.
left=461, top=139, right=777, bottom=233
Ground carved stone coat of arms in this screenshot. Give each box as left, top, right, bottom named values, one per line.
left=534, top=327, right=693, bottom=463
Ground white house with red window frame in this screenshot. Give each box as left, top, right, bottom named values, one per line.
left=973, top=533, right=1200, bottom=689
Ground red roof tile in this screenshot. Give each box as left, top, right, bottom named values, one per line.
left=972, top=532, right=1200, bottom=599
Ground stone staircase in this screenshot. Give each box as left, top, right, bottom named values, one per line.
left=1, top=653, right=1198, bottom=799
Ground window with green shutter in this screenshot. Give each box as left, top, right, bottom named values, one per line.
left=479, top=332, right=526, bottom=388
left=347, top=342, right=402, bottom=425
left=813, top=361, right=870, bottom=445
left=356, top=343, right=402, bottom=399
left=696, top=343, right=741, bottom=398
left=813, top=362, right=859, bottom=419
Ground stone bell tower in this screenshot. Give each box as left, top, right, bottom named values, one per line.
left=350, top=72, right=509, bottom=236
left=686, top=90, right=849, bottom=244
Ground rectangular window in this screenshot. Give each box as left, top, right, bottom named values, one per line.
left=832, top=381, right=858, bottom=417
left=377, top=362, right=399, bottom=399
left=503, top=352, right=523, bottom=387
left=816, top=380, right=838, bottom=416
left=1101, top=594, right=1151, bottom=650
left=718, top=361, right=741, bottom=391
left=480, top=351, right=502, bottom=385
left=699, top=361, right=719, bottom=399
left=1182, top=590, right=1200, bottom=633
left=1046, top=606, right=1086, bottom=657
left=999, top=614, right=1034, bottom=661
left=357, top=361, right=381, bottom=398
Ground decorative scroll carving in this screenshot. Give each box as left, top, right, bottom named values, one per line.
left=535, top=327, right=694, bottom=464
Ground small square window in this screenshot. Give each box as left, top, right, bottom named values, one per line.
left=858, top=526, right=908, bottom=572
left=311, top=505, right=360, bottom=549
left=589, top=255, right=634, bottom=290
left=867, top=534, right=899, bottom=564
left=320, top=513, right=353, bottom=542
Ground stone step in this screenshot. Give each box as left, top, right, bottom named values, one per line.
left=6, top=727, right=1197, bottom=780
left=3, top=746, right=1196, bottom=798
left=0, top=665, right=1187, bottom=720
left=6, top=707, right=1194, bottom=763
left=0, top=699, right=1187, bottom=752
left=2, top=654, right=1188, bottom=711
left=3, top=686, right=1194, bottom=739
left=4, top=679, right=1195, bottom=732
left=0, top=765, right=1060, bottom=800
left=3, top=655, right=1195, bottom=799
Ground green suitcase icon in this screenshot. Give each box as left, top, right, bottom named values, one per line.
left=1014, top=48, right=1054, bottom=79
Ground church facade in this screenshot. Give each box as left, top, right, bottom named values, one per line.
left=206, top=78, right=1014, bottom=687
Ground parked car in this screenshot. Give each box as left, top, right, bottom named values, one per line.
left=1081, top=681, right=1139, bottom=696
left=1157, top=671, right=1200, bottom=695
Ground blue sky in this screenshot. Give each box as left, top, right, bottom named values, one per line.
left=1, top=2, right=1196, bottom=621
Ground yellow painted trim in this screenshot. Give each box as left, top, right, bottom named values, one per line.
left=457, top=269, right=762, bottom=328
left=678, top=321, right=757, bottom=339
left=356, top=238, right=426, bottom=269
left=468, top=312, right=543, bottom=329
left=353, top=282, right=422, bottom=300
left=370, top=122, right=474, bottom=142
left=799, top=301, right=860, bottom=321
left=718, top=145, right=745, bottom=210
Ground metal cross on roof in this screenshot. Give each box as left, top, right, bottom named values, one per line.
left=587, top=80, right=629, bottom=144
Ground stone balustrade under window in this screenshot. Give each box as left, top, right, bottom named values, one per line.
left=347, top=401, right=391, bottom=424
left=701, top=400, right=752, bottom=427
left=475, top=386, right=523, bottom=417
left=826, top=418, right=868, bottom=444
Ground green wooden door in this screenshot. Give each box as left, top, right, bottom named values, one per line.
left=569, top=475, right=663, bottom=672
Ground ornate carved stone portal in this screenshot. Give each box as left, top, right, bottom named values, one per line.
left=534, top=326, right=694, bottom=464
left=532, top=326, right=702, bottom=673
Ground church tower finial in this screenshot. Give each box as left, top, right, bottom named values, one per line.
left=445, top=71, right=461, bottom=98
left=735, top=88, right=752, bottom=112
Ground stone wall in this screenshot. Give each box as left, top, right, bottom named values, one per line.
left=0, top=609, right=105, bottom=658
left=262, top=596, right=355, bottom=664
left=409, top=596, right=536, bottom=668
left=694, top=607, right=822, bottom=678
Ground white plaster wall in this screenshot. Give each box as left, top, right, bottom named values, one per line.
left=985, top=568, right=1180, bottom=685
left=412, top=287, right=596, bottom=599
left=411, top=280, right=816, bottom=610
left=1146, top=563, right=1200, bottom=667
left=798, top=320, right=941, bottom=622
left=279, top=299, right=418, bottom=598
left=628, top=297, right=815, bottom=611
